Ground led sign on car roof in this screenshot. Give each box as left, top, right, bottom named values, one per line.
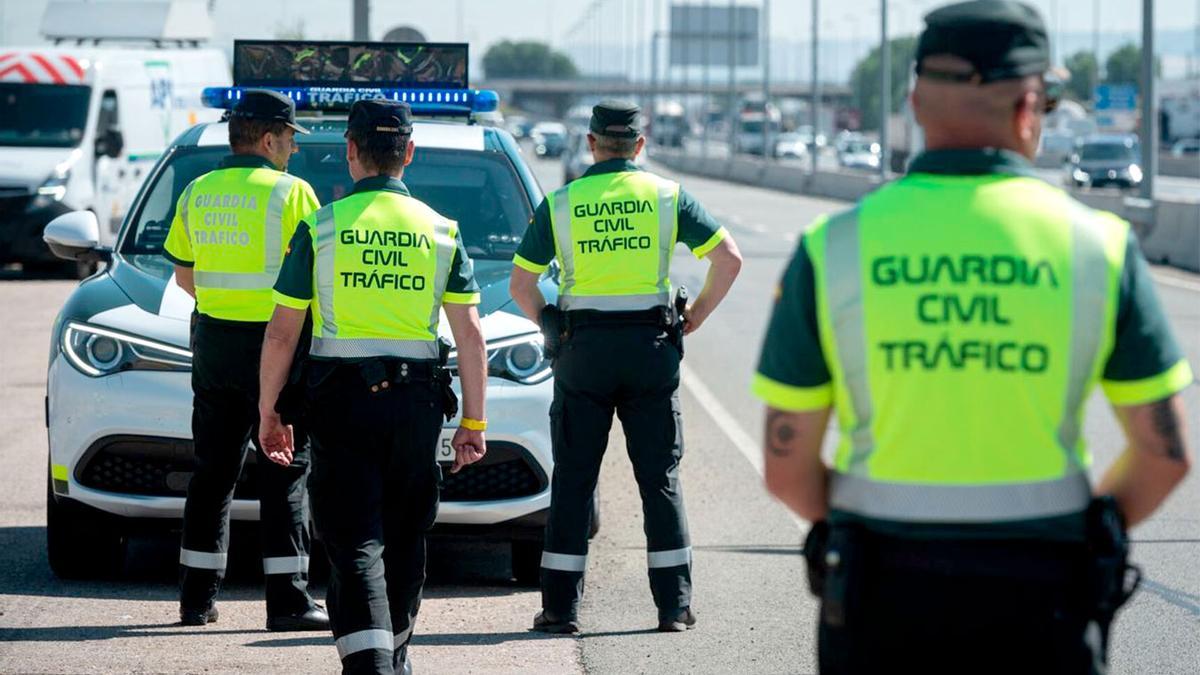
left=202, top=40, right=497, bottom=117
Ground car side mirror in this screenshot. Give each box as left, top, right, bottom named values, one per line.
left=1069, top=153, right=1080, bottom=164
left=44, top=210, right=105, bottom=261
left=95, top=128, right=124, bottom=159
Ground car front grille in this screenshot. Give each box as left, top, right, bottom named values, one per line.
left=0, top=192, right=32, bottom=220
left=75, top=436, right=546, bottom=503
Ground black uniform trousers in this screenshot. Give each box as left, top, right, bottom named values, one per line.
left=180, top=317, right=313, bottom=616
left=817, top=532, right=1105, bottom=675
left=306, top=362, right=443, bottom=675
left=541, top=322, right=691, bottom=621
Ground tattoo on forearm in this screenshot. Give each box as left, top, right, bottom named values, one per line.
left=766, top=410, right=798, bottom=458
left=1150, top=398, right=1187, bottom=462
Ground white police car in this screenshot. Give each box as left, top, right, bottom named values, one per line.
left=42, top=40, right=564, bottom=583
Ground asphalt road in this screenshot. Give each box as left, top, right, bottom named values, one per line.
left=0, top=148, right=1196, bottom=673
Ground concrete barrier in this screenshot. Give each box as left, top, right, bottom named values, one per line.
left=650, top=149, right=1200, bottom=274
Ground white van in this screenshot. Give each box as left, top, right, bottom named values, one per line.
left=0, top=47, right=228, bottom=273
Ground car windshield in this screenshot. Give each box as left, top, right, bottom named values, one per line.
left=1080, top=142, right=1135, bottom=161
left=121, top=142, right=533, bottom=261
left=0, top=83, right=91, bottom=148
left=844, top=141, right=875, bottom=153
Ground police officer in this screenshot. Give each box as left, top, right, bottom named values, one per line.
left=257, top=99, right=489, bottom=675
left=162, top=89, right=329, bottom=631
left=753, top=3, right=1194, bottom=672
left=509, top=100, right=743, bottom=633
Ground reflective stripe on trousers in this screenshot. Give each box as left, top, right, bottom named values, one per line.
left=552, top=181, right=678, bottom=311
left=192, top=173, right=297, bottom=290
left=262, top=555, right=309, bottom=575
left=822, top=207, right=1107, bottom=522
left=180, top=548, right=227, bottom=570
left=311, top=201, right=456, bottom=357
left=335, top=628, right=393, bottom=660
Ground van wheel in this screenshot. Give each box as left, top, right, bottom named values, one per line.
left=46, top=477, right=126, bottom=579
left=511, top=538, right=542, bottom=586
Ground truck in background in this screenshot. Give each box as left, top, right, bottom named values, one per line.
left=0, top=1, right=228, bottom=275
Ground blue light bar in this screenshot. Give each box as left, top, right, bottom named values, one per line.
left=201, top=86, right=499, bottom=117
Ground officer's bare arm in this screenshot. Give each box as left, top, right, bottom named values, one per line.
left=509, top=268, right=547, bottom=327
left=258, top=306, right=305, bottom=423
left=444, top=304, right=489, bottom=471
left=1097, top=394, right=1192, bottom=527
left=684, top=237, right=742, bottom=335
left=762, top=406, right=832, bottom=521
left=174, top=265, right=195, bottom=298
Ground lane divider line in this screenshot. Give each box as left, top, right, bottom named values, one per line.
left=1151, top=270, right=1200, bottom=293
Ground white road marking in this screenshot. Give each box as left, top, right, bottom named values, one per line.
left=679, top=361, right=763, bottom=474
left=1152, top=270, right=1200, bottom=293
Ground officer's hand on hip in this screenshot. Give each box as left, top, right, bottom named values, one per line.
left=450, top=427, right=486, bottom=474
left=259, top=411, right=294, bottom=466
left=682, top=304, right=703, bottom=336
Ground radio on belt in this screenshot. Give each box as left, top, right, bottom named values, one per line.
left=201, top=39, right=499, bottom=116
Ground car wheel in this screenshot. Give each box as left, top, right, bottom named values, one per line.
left=46, top=476, right=126, bottom=579
left=511, top=538, right=543, bottom=586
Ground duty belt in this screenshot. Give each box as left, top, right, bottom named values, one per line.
left=565, top=307, right=671, bottom=329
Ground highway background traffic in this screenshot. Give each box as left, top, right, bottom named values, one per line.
left=1, top=145, right=1197, bottom=673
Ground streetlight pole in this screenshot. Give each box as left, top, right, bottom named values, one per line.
left=703, top=0, right=712, bottom=158
left=352, top=0, right=369, bottom=40
left=727, top=0, right=737, bottom=158
left=811, top=0, right=820, bottom=176
left=880, top=0, right=890, bottom=176
left=762, top=0, right=771, bottom=161
left=1139, top=0, right=1156, bottom=199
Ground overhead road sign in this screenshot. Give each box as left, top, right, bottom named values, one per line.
left=668, top=3, right=760, bottom=68
left=40, top=0, right=214, bottom=44
left=1095, top=84, right=1138, bottom=111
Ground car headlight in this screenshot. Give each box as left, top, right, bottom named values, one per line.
left=1127, top=165, right=1143, bottom=182
left=1072, top=168, right=1090, bottom=183
left=447, top=334, right=551, bottom=385
left=61, top=321, right=192, bottom=377
left=29, top=170, right=70, bottom=211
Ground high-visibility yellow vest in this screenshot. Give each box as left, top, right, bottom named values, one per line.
left=807, top=173, right=1128, bottom=523
left=306, top=190, right=461, bottom=360
left=176, top=166, right=310, bottom=322
left=548, top=170, right=679, bottom=311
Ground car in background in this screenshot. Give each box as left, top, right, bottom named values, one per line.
left=562, top=126, right=592, bottom=183
left=772, top=132, right=808, bottom=159
left=1170, top=138, right=1200, bottom=157
left=838, top=138, right=882, bottom=171
left=505, top=114, right=533, bottom=140
left=40, top=41, right=575, bottom=585
left=531, top=122, right=567, bottom=158
left=1065, top=135, right=1143, bottom=191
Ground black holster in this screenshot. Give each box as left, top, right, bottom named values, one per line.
left=1086, top=496, right=1141, bottom=640
left=540, top=304, right=565, bottom=360
left=810, top=523, right=864, bottom=628
left=670, top=286, right=688, bottom=358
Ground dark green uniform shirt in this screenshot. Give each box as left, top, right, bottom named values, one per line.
left=274, top=175, right=479, bottom=305
left=756, top=148, right=1191, bottom=541
left=513, top=159, right=729, bottom=272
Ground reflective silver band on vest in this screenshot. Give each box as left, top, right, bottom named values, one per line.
left=310, top=337, right=440, bottom=360
left=426, top=218, right=457, bottom=334
left=193, top=174, right=297, bottom=290
left=541, top=550, right=588, bottom=572
left=313, top=204, right=338, bottom=336
left=647, top=546, right=692, bottom=568
left=829, top=471, right=1092, bottom=522
left=553, top=176, right=679, bottom=312
left=262, top=555, right=309, bottom=575
left=1056, top=206, right=1111, bottom=466
left=335, top=629, right=393, bottom=659
left=822, top=208, right=875, bottom=473
left=179, top=183, right=194, bottom=242
left=180, top=548, right=227, bottom=570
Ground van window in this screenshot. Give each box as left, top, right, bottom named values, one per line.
left=0, top=83, right=91, bottom=148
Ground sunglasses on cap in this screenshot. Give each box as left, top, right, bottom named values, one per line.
left=918, top=66, right=1062, bottom=114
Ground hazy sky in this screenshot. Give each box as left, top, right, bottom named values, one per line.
left=2, top=0, right=1198, bottom=80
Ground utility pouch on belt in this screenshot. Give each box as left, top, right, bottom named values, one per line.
left=275, top=311, right=313, bottom=424
left=540, top=304, right=564, bottom=360
left=357, top=360, right=391, bottom=394
left=820, top=524, right=863, bottom=628
left=671, top=286, right=688, bottom=358
left=1086, top=496, right=1141, bottom=631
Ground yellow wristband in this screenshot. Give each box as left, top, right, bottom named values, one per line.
left=460, top=417, right=487, bottom=431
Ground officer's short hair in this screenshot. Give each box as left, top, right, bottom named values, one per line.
left=347, top=127, right=409, bottom=175
left=593, top=132, right=639, bottom=158
left=228, top=117, right=290, bottom=152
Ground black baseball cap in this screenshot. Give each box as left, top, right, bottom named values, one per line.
left=590, top=99, right=641, bottom=139
left=347, top=99, right=414, bottom=138
left=915, top=1, right=1050, bottom=84
left=230, top=89, right=309, bottom=134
